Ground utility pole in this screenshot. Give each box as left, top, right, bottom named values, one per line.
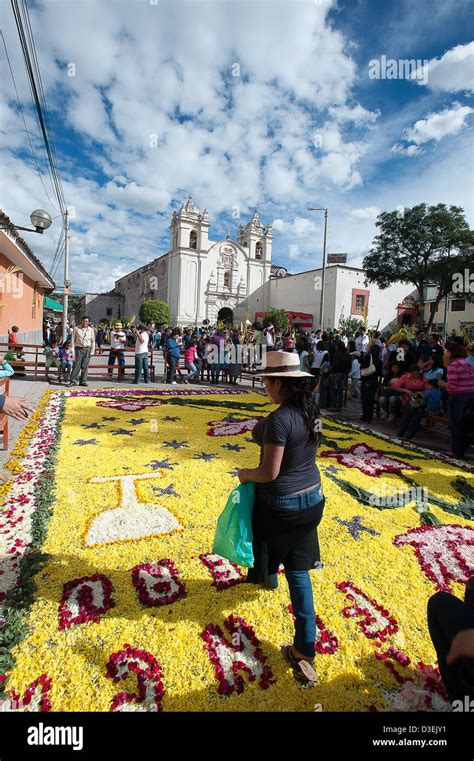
left=308, top=207, right=328, bottom=330
left=62, top=209, right=70, bottom=342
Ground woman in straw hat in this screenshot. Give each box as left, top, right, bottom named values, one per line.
left=238, top=350, right=324, bottom=685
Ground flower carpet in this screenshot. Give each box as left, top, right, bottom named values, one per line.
left=0, top=388, right=473, bottom=712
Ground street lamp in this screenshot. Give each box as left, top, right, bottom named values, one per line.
left=0, top=208, right=53, bottom=235
left=308, top=206, right=328, bottom=330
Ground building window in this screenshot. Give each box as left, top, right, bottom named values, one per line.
left=255, top=242, right=263, bottom=259
left=189, top=230, right=198, bottom=249
left=451, top=299, right=466, bottom=312
left=224, top=271, right=231, bottom=289
left=106, top=308, right=112, bottom=316
left=351, top=288, right=370, bottom=315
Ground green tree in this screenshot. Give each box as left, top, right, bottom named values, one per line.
left=363, top=204, right=473, bottom=330
left=139, top=300, right=171, bottom=326
left=262, top=308, right=290, bottom=334
left=338, top=316, right=364, bottom=338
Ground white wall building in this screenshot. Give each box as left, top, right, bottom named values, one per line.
left=246, top=264, right=412, bottom=331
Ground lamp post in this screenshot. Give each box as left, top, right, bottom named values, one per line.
left=0, top=208, right=53, bottom=234
left=308, top=207, right=328, bottom=330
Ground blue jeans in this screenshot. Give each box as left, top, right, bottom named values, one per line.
left=185, top=362, right=199, bottom=380
left=108, top=349, right=125, bottom=375
left=166, top=355, right=177, bottom=383
left=330, top=372, right=345, bottom=409
left=135, top=353, right=150, bottom=383
left=258, top=485, right=323, bottom=659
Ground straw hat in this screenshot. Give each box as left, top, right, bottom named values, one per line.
left=254, top=350, right=313, bottom=378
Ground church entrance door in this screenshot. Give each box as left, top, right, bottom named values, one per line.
left=217, top=307, right=234, bottom=326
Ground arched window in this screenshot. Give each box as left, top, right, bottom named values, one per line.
left=224, top=271, right=231, bottom=288
left=189, top=230, right=198, bottom=249
left=255, top=242, right=263, bottom=259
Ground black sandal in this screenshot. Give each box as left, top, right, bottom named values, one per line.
left=281, top=644, right=318, bottom=686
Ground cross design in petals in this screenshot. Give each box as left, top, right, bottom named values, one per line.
left=152, top=483, right=180, bottom=498
left=81, top=422, right=104, bottom=430
left=333, top=515, right=380, bottom=540
left=73, top=439, right=98, bottom=446
left=127, top=418, right=147, bottom=426
left=221, top=443, right=244, bottom=452
left=101, top=416, right=118, bottom=421
left=162, top=416, right=181, bottom=422
left=163, top=440, right=189, bottom=449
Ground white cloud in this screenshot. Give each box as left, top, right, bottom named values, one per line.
left=415, top=42, right=474, bottom=93
left=272, top=217, right=319, bottom=237
left=329, top=104, right=380, bottom=126
left=391, top=103, right=473, bottom=156
left=350, top=207, right=380, bottom=220
left=404, top=103, right=473, bottom=145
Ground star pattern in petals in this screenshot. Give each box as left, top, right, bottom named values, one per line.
left=162, top=416, right=181, bottom=422
left=146, top=458, right=178, bottom=471
left=163, top=440, right=190, bottom=449
left=221, top=443, right=244, bottom=452
left=127, top=418, right=147, bottom=426
left=81, top=422, right=105, bottom=430
left=152, top=483, right=180, bottom=498
left=193, top=452, right=218, bottom=462
left=334, top=515, right=380, bottom=540
left=73, top=439, right=98, bottom=446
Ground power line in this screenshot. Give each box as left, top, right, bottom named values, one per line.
left=10, top=0, right=67, bottom=218
left=49, top=226, right=65, bottom=278
left=0, top=29, right=59, bottom=213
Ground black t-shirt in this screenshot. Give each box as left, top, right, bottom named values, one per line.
left=251, top=402, right=320, bottom=496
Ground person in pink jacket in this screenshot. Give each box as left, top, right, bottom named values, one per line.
left=184, top=339, right=201, bottom=382
left=439, top=342, right=474, bottom=458
left=393, top=364, right=430, bottom=440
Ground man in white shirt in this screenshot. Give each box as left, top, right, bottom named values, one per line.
left=133, top=325, right=150, bottom=383
left=338, top=329, right=348, bottom=348
left=108, top=321, right=127, bottom=378
left=69, top=316, right=96, bottom=386
left=355, top=328, right=369, bottom=355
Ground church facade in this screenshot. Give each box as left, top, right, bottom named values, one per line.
left=111, top=197, right=278, bottom=326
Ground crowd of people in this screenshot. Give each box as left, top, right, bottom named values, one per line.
left=4, top=318, right=474, bottom=460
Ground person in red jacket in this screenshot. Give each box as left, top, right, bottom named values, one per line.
left=439, top=342, right=474, bottom=458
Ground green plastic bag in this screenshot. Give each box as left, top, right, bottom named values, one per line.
left=212, top=482, right=255, bottom=567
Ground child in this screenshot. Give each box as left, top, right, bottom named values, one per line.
left=59, top=340, right=74, bottom=380
left=44, top=340, right=61, bottom=384
left=0, top=359, right=14, bottom=379
left=350, top=351, right=361, bottom=400
left=423, top=378, right=443, bottom=413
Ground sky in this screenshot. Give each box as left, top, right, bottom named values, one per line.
left=0, top=0, right=473, bottom=293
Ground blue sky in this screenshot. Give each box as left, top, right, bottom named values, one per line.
left=0, top=0, right=472, bottom=292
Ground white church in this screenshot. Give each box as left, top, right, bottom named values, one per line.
left=76, top=197, right=412, bottom=332
left=111, top=196, right=281, bottom=326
